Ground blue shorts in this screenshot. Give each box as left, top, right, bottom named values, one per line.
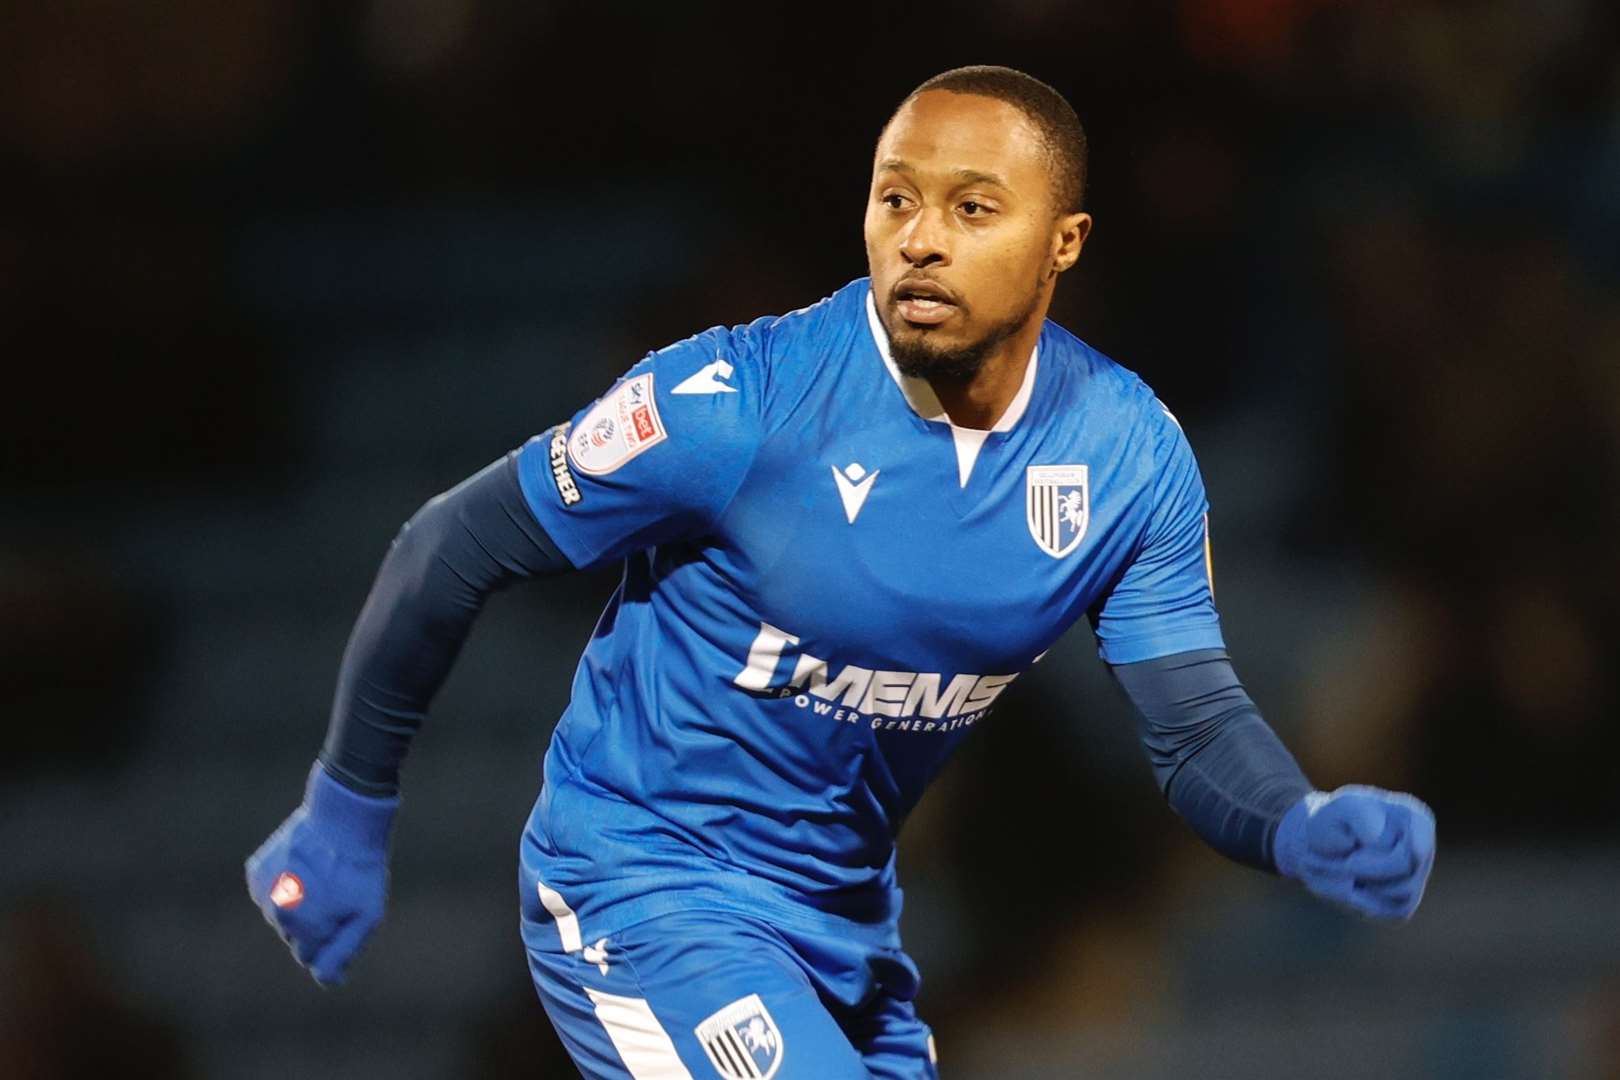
left=522, top=904, right=939, bottom=1079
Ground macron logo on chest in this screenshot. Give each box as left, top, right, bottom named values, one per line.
left=831, top=462, right=878, bottom=523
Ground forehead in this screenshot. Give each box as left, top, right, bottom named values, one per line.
left=875, top=90, right=1048, bottom=190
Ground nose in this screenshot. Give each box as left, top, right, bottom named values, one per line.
left=899, top=206, right=950, bottom=268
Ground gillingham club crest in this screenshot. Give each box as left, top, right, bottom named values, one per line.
left=694, top=993, right=784, bottom=1079
left=1026, top=464, right=1090, bottom=558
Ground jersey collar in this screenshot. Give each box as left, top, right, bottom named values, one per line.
left=864, top=287, right=1038, bottom=434
left=865, top=288, right=1039, bottom=488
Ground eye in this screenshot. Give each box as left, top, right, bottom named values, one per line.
left=882, top=193, right=910, bottom=210
left=960, top=200, right=987, bottom=216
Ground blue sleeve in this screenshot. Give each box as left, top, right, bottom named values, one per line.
left=318, top=453, right=570, bottom=796
left=1090, top=407, right=1224, bottom=663
left=513, top=325, right=763, bottom=571
left=1110, top=649, right=1312, bottom=870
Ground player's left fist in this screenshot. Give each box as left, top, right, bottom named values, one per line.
left=245, top=761, right=399, bottom=985
left=1274, top=784, right=1436, bottom=920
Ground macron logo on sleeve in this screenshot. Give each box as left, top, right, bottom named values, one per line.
left=672, top=358, right=737, bottom=395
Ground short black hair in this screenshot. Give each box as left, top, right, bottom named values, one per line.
left=891, top=65, right=1088, bottom=214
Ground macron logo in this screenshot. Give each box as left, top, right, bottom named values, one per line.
left=831, top=463, right=878, bottom=523
left=672, top=358, right=737, bottom=395
left=582, top=937, right=610, bottom=975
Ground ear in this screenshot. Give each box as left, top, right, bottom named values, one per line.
left=1050, top=212, right=1092, bottom=277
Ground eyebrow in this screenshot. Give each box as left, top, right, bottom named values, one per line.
left=876, top=159, right=1012, bottom=191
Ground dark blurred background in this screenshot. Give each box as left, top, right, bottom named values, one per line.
left=2, top=1, right=1617, bottom=1077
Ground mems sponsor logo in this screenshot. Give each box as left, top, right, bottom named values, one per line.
left=732, top=622, right=1019, bottom=733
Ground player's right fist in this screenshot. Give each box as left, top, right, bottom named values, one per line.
left=245, top=761, right=398, bottom=986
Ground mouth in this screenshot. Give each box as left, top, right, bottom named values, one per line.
left=892, top=278, right=959, bottom=327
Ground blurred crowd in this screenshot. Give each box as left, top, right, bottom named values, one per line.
left=2, top=1, right=1616, bottom=1077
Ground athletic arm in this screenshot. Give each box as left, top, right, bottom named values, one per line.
left=1109, top=647, right=1436, bottom=919
left=1108, top=648, right=1311, bottom=871
left=244, top=451, right=571, bottom=982
left=247, top=328, right=764, bottom=984
left=319, top=451, right=574, bottom=796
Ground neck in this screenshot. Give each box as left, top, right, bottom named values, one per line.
left=929, top=306, right=1046, bottom=430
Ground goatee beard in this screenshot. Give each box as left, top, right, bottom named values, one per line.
left=887, top=296, right=1039, bottom=384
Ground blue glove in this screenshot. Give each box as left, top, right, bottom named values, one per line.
left=245, top=761, right=398, bottom=985
left=1274, top=784, right=1436, bottom=920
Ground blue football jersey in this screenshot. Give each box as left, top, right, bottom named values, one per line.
left=513, top=278, right=1223, bottom=945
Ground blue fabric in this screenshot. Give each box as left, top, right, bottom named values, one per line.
left=1085, top=419, right=1221, bottom=664
left=244, top=761, right=399, bottom=984
left=319, top=453, right=570, bottom=796
left=524, top=906, right=936, bottom=1080
left=511, top=278, right=1226, bottom=941
left=1273, top=785, right=1438, bottom=919
left=1109, top=649, right=1313, bottom=870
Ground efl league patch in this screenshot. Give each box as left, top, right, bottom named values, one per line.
left=694, top=993, right=783, bottom=1080
left=568, top=373, right=666, bottom=475
left=1026, top=464, right=1089, bottom=558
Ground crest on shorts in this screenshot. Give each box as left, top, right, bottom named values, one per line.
left=694, top=993, right=783, bottom=1079
left=1026, top=464, right=1089, bottom=558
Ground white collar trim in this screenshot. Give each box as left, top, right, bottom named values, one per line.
left=864, top=288, right=1038, bottom=486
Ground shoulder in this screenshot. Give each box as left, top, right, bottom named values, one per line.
left=757, top=276, right=870, bottom=347
left=1037, top=319, right=1185, bottom=452
left=653, top=278, right=869, bottom=423
left=657, top=277, right=866, bottom=373
left=753, top=277, right=871, bottom=391
left=578, top=279, right=868, bottom=463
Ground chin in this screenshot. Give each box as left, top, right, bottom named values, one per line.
left=888, top=331, right=991, bottom=383
left=891, top=321, right=953, bottom=346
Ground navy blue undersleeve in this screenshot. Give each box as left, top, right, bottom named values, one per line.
left=1109, top=649, right=1313, bottom=871
left=318, top=453, right=572, bottom=795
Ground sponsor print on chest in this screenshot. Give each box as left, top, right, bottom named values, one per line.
left=732, top=614, right=1023, bottom=739
left=724, top=451, right=1099, bottom=739
left=739, top=432, right=1107, bottom=651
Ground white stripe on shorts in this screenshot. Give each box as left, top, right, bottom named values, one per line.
left=537, top=880, right=583, bottom=953
left=584, top=987, right=695, bottom=1080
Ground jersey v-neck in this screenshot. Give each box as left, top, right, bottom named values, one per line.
left=864, top=290, right=1038, bottom=488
